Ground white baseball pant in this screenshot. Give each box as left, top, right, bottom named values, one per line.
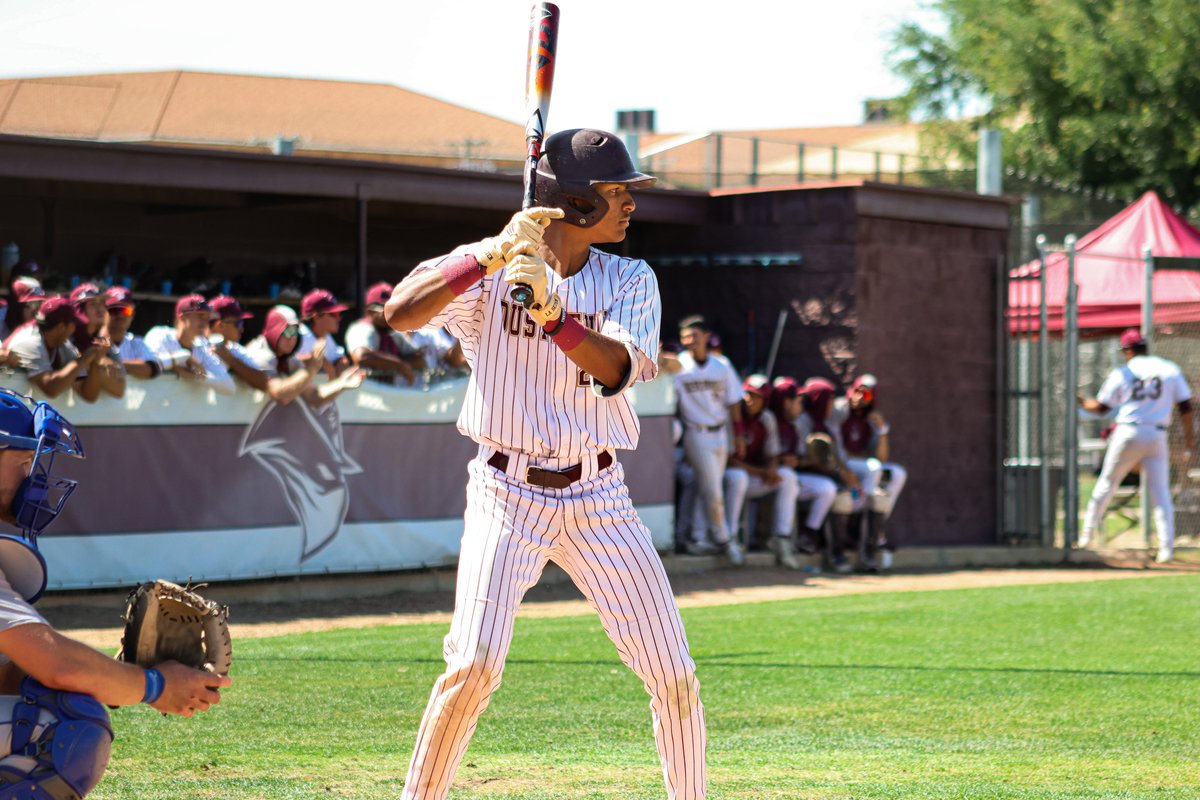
left=681, top=426, right=734, bottom=545
left=402, top=454, right=706, bottom=800
left=846, top=458, right=908, bottom=518
left=723, top=467, right=799, bottom=539
left=1081, top=424, right=1174, bottom=556
left=675, top=451, right=698, bottom=547
left=792, top=471, right=839, bottom=530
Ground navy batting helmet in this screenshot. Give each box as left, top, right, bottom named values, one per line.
left=0, top=389, right=86, bottom=601
left=534, top=129, right=657, bottom=228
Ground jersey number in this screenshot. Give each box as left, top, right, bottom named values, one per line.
left=1131, top=377, right=1162, bottom=401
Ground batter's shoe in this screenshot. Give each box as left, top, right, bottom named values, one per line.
left=685, top=540, right=719, bottom=557
left=832, top=555, right=853, bottom=574
left=770, top=536, right=802, bottom=570
left=724, top=540, right=746, bottom=566
left=1155, top=548, right=1173, bottom=564
left=1077, top=531, right=1093, bottom=548
left=879, top=549, right=894, bottom=570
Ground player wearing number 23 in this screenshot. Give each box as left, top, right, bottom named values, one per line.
left=385, top=129, right=706, bottom=800
left=1077, top=329, right=1195, bottom=562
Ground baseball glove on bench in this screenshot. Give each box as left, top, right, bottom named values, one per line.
left=118, top=579, right=232, bottom=676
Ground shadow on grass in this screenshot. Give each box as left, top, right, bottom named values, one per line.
left=238, top=652, right=1200, bottom=679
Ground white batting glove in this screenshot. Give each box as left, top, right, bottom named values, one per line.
left=471, top=207, right=564, bottom=274
left=503, top=251, right=563, bottom=327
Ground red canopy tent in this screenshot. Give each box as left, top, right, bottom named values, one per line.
left=1009, top=191, right=1200, bottom=331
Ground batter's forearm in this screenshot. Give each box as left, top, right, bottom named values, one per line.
left=388, top=253, right=488, bottom=332
left=386, top=269, right=459, bottom=332
left=563, top=332, right=630, bottom=390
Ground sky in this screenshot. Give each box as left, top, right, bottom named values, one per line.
left=1, top=0, right=942, bottom=134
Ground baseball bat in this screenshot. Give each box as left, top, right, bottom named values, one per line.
left=510, top=1, right=560, bottom=307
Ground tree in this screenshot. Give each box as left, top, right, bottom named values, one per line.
left=890, top=0, right=1200, bottom=214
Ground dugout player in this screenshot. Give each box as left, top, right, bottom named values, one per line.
left=0, top=388, right=230, bottom=799
left=387, top=129, right=706, bottom=800
left=674, top=314, right=745, bottom=563
left=831, top=374, right=907, bottom=569
left=1077, top=329, right=1195, bottom=562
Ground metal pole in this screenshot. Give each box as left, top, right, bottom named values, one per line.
left=831, top=146, right=838, bottom=180
left=1140, top=244, right=1155, bottom=549
left=1036, top=235, right=1051, bottom=546
left=1063, top=235, right=1079, bottom=553
left=874, top=151, right=882, bottom=181
left=714, top=134, right=724, bottom=189
left=355, top=187, right=369, bottom=316
left=764, top=309, right=788, bottom=378
left=797, top=143, right=805, bottom=183
left=996, top=253, right=1008, bottom=544
left=750, top=137, right=760, bottom=187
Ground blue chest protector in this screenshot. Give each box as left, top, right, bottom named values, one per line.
left=0, top=677, right=113, bottom=800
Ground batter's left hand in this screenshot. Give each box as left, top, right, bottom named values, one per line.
left=503, top=251, right=564, bottom=327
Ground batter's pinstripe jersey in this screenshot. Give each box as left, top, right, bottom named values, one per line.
left=413, top=245, right=661, bottom=463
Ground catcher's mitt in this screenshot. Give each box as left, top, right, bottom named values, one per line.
left=804, top=432, right=840, bottom=476
left=118, top=579, right=232, bottom=676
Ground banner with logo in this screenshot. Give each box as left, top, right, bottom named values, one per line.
left=2, top=376, right=674, bottom=590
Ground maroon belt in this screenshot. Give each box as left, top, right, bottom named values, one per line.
left=487, top=450, right=614, bottom=489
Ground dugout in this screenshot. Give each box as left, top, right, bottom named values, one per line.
left=0, top=135, right=1011, bottom=549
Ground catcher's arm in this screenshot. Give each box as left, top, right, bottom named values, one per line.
left=0, top=623, right=230, bottom=716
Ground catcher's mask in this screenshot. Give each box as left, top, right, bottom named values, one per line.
left=534, top=128, right=657, bottom=227
left=0, top=388, right=85, bottom=602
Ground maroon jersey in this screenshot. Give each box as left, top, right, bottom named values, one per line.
left=777, top=415, right=799, bottom=456
left=738, top=408, right=783, bottom=467
left=841, top=412, right=874, bottom=457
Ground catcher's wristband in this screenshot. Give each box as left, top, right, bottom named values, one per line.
left=439, top=253, right=485, bottom=295
left=544, top=313, right=587, bottom=352
left=142, top=667, right=165, bottom=704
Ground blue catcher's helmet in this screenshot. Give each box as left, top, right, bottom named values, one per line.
left=0, top=389, right=85, bottom=602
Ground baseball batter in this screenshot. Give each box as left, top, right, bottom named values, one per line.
left=674, top=315, right=744, bottom=563
left=386, top=129, right=705, bottom=800
left=1078, top=329, right=1195, bottom=562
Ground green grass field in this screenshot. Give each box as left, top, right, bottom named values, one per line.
left=93, top=574, right=1200, bottom=799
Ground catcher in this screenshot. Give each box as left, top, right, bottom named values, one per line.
left=0, top=388, right=231, bottom=800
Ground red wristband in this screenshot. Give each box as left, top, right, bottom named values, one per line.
left=545, top=314, right=587, bottom=351
left=439, top=253, right=484, bottom=295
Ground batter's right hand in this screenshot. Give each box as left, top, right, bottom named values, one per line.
left=471, top=207, right=564, bottom=275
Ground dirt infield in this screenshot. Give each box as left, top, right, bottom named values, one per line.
left=44, top=561, right=1194, bottom=652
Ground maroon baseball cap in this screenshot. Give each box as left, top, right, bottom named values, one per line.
left=69, top=282, right=104, bottom=307
left=1119, top=329, right=1146, bottom=350
left=105, top=287, right=135, bottom=308
left=772, top=376, right=800, bottom=399
left=36, top=296, right=84, bottom=327
left=743, top=373, right=773, bottom=401
left=209, top=295, right=253, bottom=320
left=301, top=289, right=348, bottom=317
left=175, top=294, right=210, bottom=316
left=365, top=281, right=393, bottom=308
left=12, top=277, right=46, bottom=304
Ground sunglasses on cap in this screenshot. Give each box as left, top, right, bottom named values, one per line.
left=281, top=324, right=300, bottom=337
left=107, top=305, right=135, bottom=318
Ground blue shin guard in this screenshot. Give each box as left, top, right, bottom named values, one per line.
left=0, top=677, right=113, bottom=799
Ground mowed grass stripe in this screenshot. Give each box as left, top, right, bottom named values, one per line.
left=93, top=574, right=1200, bottom=799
